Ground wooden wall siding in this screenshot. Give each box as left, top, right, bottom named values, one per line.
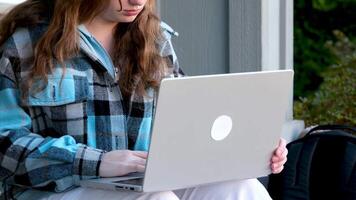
left=159, top=0, right=262, bottom=75
left=229, top=0, right=262, bottom=73
left=159, top=0, right=229, bottom=75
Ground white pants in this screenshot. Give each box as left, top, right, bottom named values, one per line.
left=17, top=179, right=271, bottom=200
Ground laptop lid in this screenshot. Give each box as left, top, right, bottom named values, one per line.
left=143, top=70, right=293, bottom=192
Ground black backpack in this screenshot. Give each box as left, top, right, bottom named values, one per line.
left=268, top=125, right=356, bottom=200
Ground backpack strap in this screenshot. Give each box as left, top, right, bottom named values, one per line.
left=306, top=125, right=356, bottom=136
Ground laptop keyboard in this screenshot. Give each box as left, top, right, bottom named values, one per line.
left=114, top=178, right=144, bottom=186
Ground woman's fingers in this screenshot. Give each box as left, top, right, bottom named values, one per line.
left=271, top=148, right=288, bottom=162
left=271, top=156, right=287, bottom=168
left=270, top=138, right=288, bottom=174
left=276, top=138, right=287, bottom=156
left=271, top=165, right=284, bottom=174
left=133, top=151, right=148, bottom=159
left=271, top=160, right=285, bottom=173
left=271, top=152, right=287, bottom=173
left=126, top=163, right=146, bottom=174
left=135, top=164, right=146, bottom=173
left=130, top=153, right=147, bottom=173
left=132, top=156, right=147, bottom=166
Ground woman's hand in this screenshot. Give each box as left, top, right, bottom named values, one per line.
left=270, top=138, right=288, bottom=174
left=99, top=150, right=148, bottom=177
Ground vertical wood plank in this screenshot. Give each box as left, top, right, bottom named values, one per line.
left=159, top=0, right=229, bottom=75
left=229, top=0, right=262, bottom=73
left=261, top=0, right=280, bottom=71
left=280, top=0, right=294, bottom=70
left=280, top=0, right=294, bottom=120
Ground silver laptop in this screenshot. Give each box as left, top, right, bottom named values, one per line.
left=80, top=70, right=294, bottom=192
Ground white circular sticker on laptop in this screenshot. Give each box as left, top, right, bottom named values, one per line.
left=211, top=115, right=233, bottom=141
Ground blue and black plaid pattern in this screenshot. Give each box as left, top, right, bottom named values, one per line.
left=0, top=22, right=183, bottom=193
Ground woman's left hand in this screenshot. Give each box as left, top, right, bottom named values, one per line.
left=270, top=138, right=288, bottom=174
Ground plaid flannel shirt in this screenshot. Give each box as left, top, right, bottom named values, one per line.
left=0, top=21, right=183, bottom=193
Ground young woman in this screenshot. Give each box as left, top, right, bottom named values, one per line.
left=0, top=0, right=288, bottom=199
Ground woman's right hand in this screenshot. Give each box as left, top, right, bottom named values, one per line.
left=99, top=150, right=148, bottom=177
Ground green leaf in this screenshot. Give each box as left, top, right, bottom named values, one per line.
left=312, top=0, right=337, bottom=11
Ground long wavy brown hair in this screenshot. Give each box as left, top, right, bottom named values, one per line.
left=0, top=0, right=166, bottom=97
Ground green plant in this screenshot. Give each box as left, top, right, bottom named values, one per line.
left=294, top=0, right=356, bottom=98
left=294, top=31, right=356, bottom=127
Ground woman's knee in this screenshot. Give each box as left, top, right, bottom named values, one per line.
left=215, top=179, right=271, bottom=199
left=142, top=191, right=179, bottom=200
left=183, top=179, right=271, bottom=200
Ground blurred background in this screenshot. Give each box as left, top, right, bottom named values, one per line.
left=293, top=0, right=355, bottom=128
